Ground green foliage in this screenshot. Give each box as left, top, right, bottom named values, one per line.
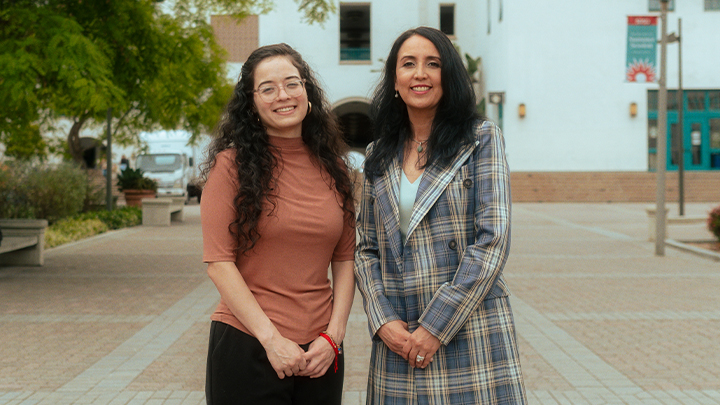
left=464, top=54, right=482, bottom=80
left=0, top=6, right=123, bottom=144
left=44, top=206, right=142, bottom=248
left=453, top=43, right=485, bottom=117
left=0, top=162, right=35, bottom=219
left=0, top=161, right=88, bottom=223
left=78, top=206, right=142, bottom=230
left=476, top=97, right=486, bottom=117
left=294, top=0, right=336, bottom=25
left=45, top=218, right=108, bottom=248
left=0, top=0, right=335, bottom=160
left=83, top=177, right=109, bottom=212
left=25, top=162, right=88, bottom=223
left=116, top=167, right=158, bottom=191
left=708, top=205, right=720, bottom=242
left=0, top=124, right=47, bottom=160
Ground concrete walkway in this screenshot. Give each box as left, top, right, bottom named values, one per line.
left=1, top=202, right=718, bottom=405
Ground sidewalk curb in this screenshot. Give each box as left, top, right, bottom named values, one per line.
left=666, top=239, right=720, bottom=262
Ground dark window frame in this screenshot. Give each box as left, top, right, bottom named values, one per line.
left=705, top=0, right=720, bottom=10
left=339, top=3, right=371, bottom=63
left=649, top=0, right=675, bottom=11
left=440, top=4, right=455, bottom=37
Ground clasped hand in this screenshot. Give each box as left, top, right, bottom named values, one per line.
left=265, top=335, right=307, bottom=379
left=265, top=335, right=336, bottom=379
left=377, top=320, right=441, bottom=369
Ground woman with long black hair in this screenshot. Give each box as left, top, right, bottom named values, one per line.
left=355, top=27, right=527, bottom=404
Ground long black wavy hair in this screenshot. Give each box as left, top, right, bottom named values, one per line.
left=201, top=43, right=354, bottom=255
left=364, top=26, right=482, bottom=180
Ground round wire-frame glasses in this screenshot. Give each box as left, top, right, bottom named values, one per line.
left=253, top=79, right=306, bottom=103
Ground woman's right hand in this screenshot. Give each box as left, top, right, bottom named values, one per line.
left=377, top=320, right=411, bottom=359
left=263, top=335, right=308, bottom=379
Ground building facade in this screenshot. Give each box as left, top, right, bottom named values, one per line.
left=212, top=0, right=720, bottom=201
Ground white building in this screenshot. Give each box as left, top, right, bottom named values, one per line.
left=211, top=0, right=720, bottom=179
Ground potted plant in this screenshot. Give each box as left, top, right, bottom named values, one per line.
left=117, top=168, right=157, bottom=207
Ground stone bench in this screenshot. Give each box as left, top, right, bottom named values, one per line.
left=645, top=207, right=706, bottom=241
left=0, top=219, right=49, bottom=266
left=141, top=197, right=185, bottom=226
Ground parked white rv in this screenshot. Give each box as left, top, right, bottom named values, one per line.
left=136, top=130, right=208, bottom=202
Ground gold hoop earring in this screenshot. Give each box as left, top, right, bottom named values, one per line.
left=308, top=102, right=312, bottom=114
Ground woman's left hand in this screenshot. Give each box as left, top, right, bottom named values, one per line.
left=296, top=336, right=337, bottom=378
left=402, top=326, right=441, bottom=369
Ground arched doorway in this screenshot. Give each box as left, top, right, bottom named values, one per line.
left=333, top=98, right=372, bottom=150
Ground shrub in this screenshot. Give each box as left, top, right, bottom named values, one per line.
left=708, top=205, right=720, bottom=242
left=0, top=162, right=34, bottom=219
left=45, top=218, right=108, bottom=248
left=79, top=206, right=142, bottom=229
left=44, top=207, right=142, bottom=248
left=25, top=163, right=88, bottom=223
left=0, top=160, right=88, bottom=223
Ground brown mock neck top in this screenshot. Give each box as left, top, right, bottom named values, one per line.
left=201, top=135, right=355, bottom=344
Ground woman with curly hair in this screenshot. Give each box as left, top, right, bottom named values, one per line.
left=354, top=27, right=526, bottom=404
left=200, top=43, right=356, bottom=405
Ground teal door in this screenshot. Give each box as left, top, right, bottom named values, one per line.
left=650, top=90, right=720, bottom=171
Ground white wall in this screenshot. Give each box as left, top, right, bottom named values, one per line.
left=257, top=0, right=415, bottom=103
left=255, top=0, right=486, bottom=106
left=238, top=0, right=720, bottom=172
left=475, top=0, right=720, bottom=171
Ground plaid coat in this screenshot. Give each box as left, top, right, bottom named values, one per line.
left=354, top=121, right=527, bottom=404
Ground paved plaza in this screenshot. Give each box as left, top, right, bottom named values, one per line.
left=1, top=202, right=718, bottom=405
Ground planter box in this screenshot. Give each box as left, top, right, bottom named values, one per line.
left=123, top=190, right=157, bottom=207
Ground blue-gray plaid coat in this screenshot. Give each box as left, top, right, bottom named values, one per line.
left=354, top=121, right=527, bottom=404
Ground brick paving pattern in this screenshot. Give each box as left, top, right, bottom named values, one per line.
left=1, top=202, right=718, bottom=404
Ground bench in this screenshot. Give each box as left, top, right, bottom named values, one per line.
left=645, top=207, right=706, bottom=241
left=0, top=219, right=49, bottom=266
left=141, top=197, right=185, bottom=226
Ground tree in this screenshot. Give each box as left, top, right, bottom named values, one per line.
left=0, top=0, right=335, bottom=163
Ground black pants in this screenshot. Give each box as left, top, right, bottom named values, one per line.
left=206, top=321, right=344, bottom=405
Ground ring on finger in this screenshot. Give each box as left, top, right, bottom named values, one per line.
left=416, top=354, right=425, bottom=363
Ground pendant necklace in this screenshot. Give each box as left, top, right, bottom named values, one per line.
left=411, top=138, right=427, bottom=153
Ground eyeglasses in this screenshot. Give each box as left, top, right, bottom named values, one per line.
left=253, top=79, right=306, bottom=103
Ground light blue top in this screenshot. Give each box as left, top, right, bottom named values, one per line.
left=399, top=170, right=422, bottom=244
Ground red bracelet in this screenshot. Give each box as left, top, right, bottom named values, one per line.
left=319, top=332, right=340, bottom=373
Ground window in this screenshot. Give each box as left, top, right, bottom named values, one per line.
left=710, top=91, right=720, bottom=110
left=648, top=90, right=679, bottom=111
left=440, top=4, right=455, bottom=36
left=649, top=0, right=674, bottom=11
left=706, top=0, right=720, bottom=10
left=340, top=4, right=371, bottom=62
left=687, top=91, right=705, bottom=111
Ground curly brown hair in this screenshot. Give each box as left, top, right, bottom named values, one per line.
left=201, top=43, right=355, bottom=255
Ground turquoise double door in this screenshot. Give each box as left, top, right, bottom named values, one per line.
left=649, top=90, right=720, bottom=171
left=667, top=114, right=720, bottom=170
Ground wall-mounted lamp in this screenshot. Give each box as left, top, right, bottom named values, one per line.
left=518, top=103, right=526, bottom=118
left=630, top=102, right=638, bottom=117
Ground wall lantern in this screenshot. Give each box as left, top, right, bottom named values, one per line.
left=630, top=102, right=638, bottom=117
left=518, top=103, right=526, bottom=118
